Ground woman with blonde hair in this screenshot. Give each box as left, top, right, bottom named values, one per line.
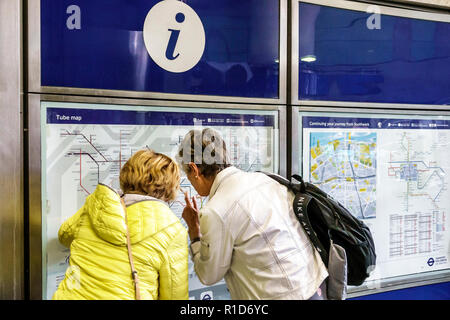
left=53, top=149, right=188, bottom=300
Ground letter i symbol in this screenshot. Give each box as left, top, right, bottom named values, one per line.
left=166, top=12, right=185, bottom=60
left=143, top=0, right=205, bottom=73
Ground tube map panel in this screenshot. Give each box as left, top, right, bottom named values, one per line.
left=42, top=101, right=279, bottom=300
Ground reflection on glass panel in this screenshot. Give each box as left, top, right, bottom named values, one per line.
left=299, top=3, right=450, bottom=104
left=41, top=0, right=280, bottom=98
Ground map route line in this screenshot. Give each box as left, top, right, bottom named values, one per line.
left=388, top=160, right=445, bottom=174
left=62, top=130, right=110, bottom=162
left=388, top=159, right=445, bottom=201
left=66, top=150, right=101, bottom=195
left=347, top=143, right=365, bottom=219
left=79, top=149, right=91, bottom=195
left=313, top=175, right=376, bottom=185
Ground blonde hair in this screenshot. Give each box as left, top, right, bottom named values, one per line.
left=120, top=149, right=180, bottom=202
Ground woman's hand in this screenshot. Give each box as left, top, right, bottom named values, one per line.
left=182, top=191, right=201, bottom=241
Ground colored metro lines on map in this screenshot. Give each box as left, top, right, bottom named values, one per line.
left=44, top=104, right=278, bottom=300
left=301, top=115, right=450, bottom=283
left=387, top=132, right=446, bottom=213
left=385, top=131, right=448, bottom=258
left=309, top=131, right=377, bottom=220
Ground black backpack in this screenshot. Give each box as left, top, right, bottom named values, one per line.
left=262, top=172, right=377, bottom=286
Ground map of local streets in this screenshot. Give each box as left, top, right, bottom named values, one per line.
left=309, top=132, right=377, bottom=220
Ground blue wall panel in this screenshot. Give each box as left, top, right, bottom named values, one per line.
left=350, top=282, right=450, bottom=300
left=41, top=0, right=280, bottom=98
left=298, top=3, right=450, bottom=105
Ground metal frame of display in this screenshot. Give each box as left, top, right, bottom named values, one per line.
left=291, top=0, right=450, bottom=109
left=27, top=0, right=288, bottom=105
left=290, top=105, right=450, bottom=298
left=27, top=93, right=287, bottom=300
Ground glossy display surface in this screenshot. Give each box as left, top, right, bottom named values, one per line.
left=41, top=101, right=279, bottom=300
left=41, top=0, right=280, bottom=98
left=298, top=2, right=450, bottom=105
left=298, top=110, right=450, bottom=296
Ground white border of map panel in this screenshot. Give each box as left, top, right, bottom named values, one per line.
left=306, top=130, right=377, bottom=220
left=291, top=0, right=450, bottom=109
left=40, top=100, right=281, bottom=300
left=295, top=108, right=450, bottom=297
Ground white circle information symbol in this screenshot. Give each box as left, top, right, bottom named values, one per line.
left=143, top=0, right=206, bottom=73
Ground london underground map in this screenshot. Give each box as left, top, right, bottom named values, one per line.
left=384, top=131, right=448, bottom=260
left=42, top=102, right=279, bottom=300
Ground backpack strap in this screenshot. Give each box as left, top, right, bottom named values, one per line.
left=258, top=171, right=301, bottom=193
left=293, top=192, right=329, bottom=266
left=291, top=174, right=306, bottom=193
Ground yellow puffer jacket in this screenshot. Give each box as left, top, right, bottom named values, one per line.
left=52, top=184, right=188, bottom=300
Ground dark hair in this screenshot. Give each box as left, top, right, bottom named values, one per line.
left=177, top=128, right=231, bottom=178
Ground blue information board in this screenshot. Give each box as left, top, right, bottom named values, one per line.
left=41, top=0, right=280, bottom=99
left=46, top=107, right=276, bottom=127
left=298, top=2, right=450, bottom=105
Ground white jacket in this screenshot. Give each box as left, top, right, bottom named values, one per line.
left=190, top=166, right=328, bottom=300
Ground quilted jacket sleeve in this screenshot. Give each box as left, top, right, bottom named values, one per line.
left=58, top=205, right=85, bottom=248
left=158, top=223, right=189, bottom=300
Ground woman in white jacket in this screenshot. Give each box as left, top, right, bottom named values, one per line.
left=178, top=128, right=328, bottom=300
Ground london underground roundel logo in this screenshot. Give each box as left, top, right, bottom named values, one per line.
left=143, top=0, right=206, bottom=73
